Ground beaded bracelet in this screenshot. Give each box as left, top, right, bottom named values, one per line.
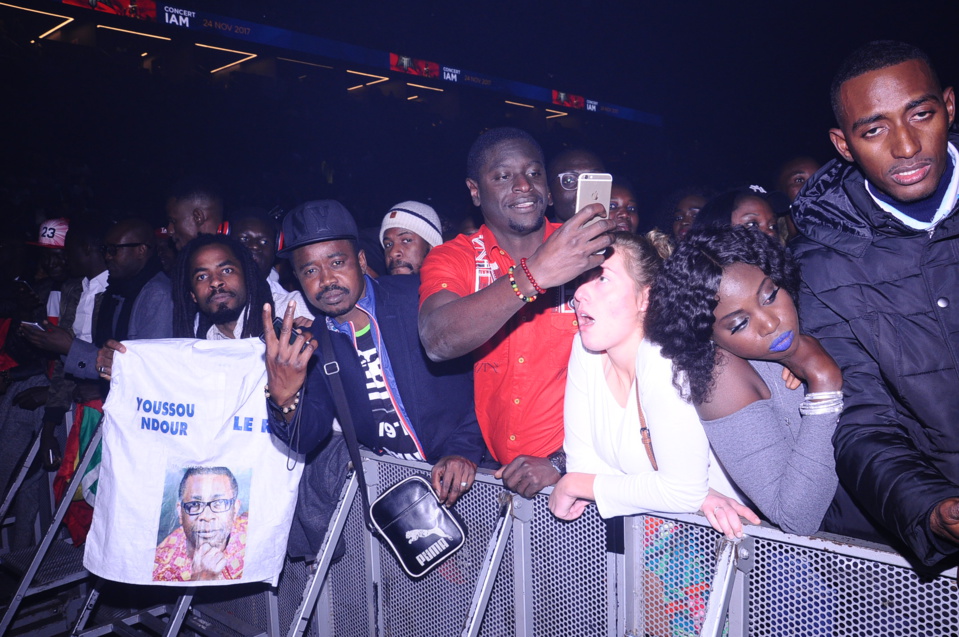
left=508, top=266, right=537, bottom=303
left=519, top=258, right=547, bottom=295
left=264, top=385, right=301, bottom=414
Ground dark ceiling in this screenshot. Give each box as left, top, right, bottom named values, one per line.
left=2, top=0, right=956, bottom=229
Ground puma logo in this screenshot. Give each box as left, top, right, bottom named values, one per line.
left=405, top=525, right=453, bottom=544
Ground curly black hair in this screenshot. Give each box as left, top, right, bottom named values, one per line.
left=172, top=234, right=274, bottom=339
left=646, top=225, right=799, bottom=405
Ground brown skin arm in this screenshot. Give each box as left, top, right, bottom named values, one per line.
left=13, top=385, right=48, bottom=410
left=494, top=455, right=561, bottom=499
left=930, top=498, right=959, bottom=545
left=699, top=335, right=842, bottom=421
left=778, top=334, right=843, bottom=393
left=263, top=301, right=317, bottom=413
left=431, top=455, right=477, bottom=506
left=419, top=205, right=614, bottom=362
left=95, top=339, right=126, bottom=381
left=419, top=281, right=527, bottom=362
left=20, top=320, right=74, bottom=355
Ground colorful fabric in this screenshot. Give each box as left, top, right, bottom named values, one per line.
left=644, top=517, right=712, bottom=636
left=53, top=400, right=102, bottom=545
left=0, top=319, right=18, bottom=372
left=419, top=223, right=579, bottom=463
left=152, top=513, right=249, bottom=582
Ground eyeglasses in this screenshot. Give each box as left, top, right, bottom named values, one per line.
left=181, top=498, right=235, bottom=516
left=99, top=243, right=145, bottom=256
left=557, top=172, right=582, bottom=191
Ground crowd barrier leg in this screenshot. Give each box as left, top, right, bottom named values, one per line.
left=623, top=515, right=645, bottom=636
left=509, top=494, right=535, bottom=636
left=0, top=417, right=101, bottom=635
left=460, top=491, right=514, bottom=637
left=163, top=590, right=194, bottom=636
left=0, top=433, right=41, bottom=525
left=362, top=458, right=385, bottom=637
left=265, top=585, right=280, bottom=637
left=71, top=577, right=103, bottom=635
left=286, top=470, right=358, bottom=637
left=700, top=535, right=754, bottom=637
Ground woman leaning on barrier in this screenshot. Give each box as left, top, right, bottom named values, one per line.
left=547, top=231, right=759, bottom=538
left=646, top=225, right=842, bottom=536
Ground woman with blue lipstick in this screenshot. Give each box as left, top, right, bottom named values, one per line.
left=647, top=225, right=843, bottom=535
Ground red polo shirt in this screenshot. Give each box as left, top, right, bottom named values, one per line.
left=420, top=223, right=579, bottom=464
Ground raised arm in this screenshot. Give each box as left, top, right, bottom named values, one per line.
left=262, top=301, right=334, bottom=454
left=419, top=206, right=614, bottom=361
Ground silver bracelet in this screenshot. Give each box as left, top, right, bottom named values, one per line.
left=804, top=391, right=844, bottom=402
left=800, top=402, right=843, bottom=416
left=799, top=390, right=844, bottom=416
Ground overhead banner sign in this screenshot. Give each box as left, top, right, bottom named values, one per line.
left=53, top=0, right=660, bottom=126
left=63, top=0, right=156, bottom=21
left=84, top=338, right=303, bottom=586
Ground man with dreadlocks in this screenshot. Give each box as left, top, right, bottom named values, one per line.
left=172, top=235, right=273, bottom=340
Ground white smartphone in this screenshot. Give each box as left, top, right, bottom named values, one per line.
left=575, top=173, right=613, bottom=227
left=21, top=321, right=45, bottom=331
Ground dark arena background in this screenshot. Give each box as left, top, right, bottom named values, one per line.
left=2, top=0, right=955, bottom=231
left=3, top=2, right=959, bottom=635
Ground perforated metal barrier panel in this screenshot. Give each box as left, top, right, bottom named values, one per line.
left=179, top=454, right=959, bottom=637
left=748, top=536, right=959, bottom=637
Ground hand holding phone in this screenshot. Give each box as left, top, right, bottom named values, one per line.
left=21, top=321, right=46, bottom=332
left=575, top=173, right=613, bottom=228
left=261, top=316, right=303, bottom=346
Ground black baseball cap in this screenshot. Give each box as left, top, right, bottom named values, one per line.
left=277, top=200, right=359, bottom=257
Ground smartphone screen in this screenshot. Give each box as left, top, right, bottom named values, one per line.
left=575, top=173, right=613, bottom=227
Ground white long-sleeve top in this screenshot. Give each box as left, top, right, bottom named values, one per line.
left=563, top=334, right=739, bottom=519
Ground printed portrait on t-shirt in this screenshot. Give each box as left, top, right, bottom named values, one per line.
left=152, top=463, right=251, bottom=582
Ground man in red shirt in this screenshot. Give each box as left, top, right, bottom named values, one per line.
left=419, top=127, right=614, bottom=497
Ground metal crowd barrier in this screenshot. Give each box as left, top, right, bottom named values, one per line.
left=5, top=451, right=959, bottom=635
left=196, top=452, right=959, bottom=636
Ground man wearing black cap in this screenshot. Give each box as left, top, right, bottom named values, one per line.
left=263, top=200, right=486, bottom=510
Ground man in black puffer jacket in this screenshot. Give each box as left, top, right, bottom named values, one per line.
left=792, top=40, right=959, bottom=570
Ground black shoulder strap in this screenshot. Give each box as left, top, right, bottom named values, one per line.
left=316, top=324, right=377, bottom=533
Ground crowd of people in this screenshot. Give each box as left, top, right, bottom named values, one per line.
left=1, top=39, right=958, bottom=593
